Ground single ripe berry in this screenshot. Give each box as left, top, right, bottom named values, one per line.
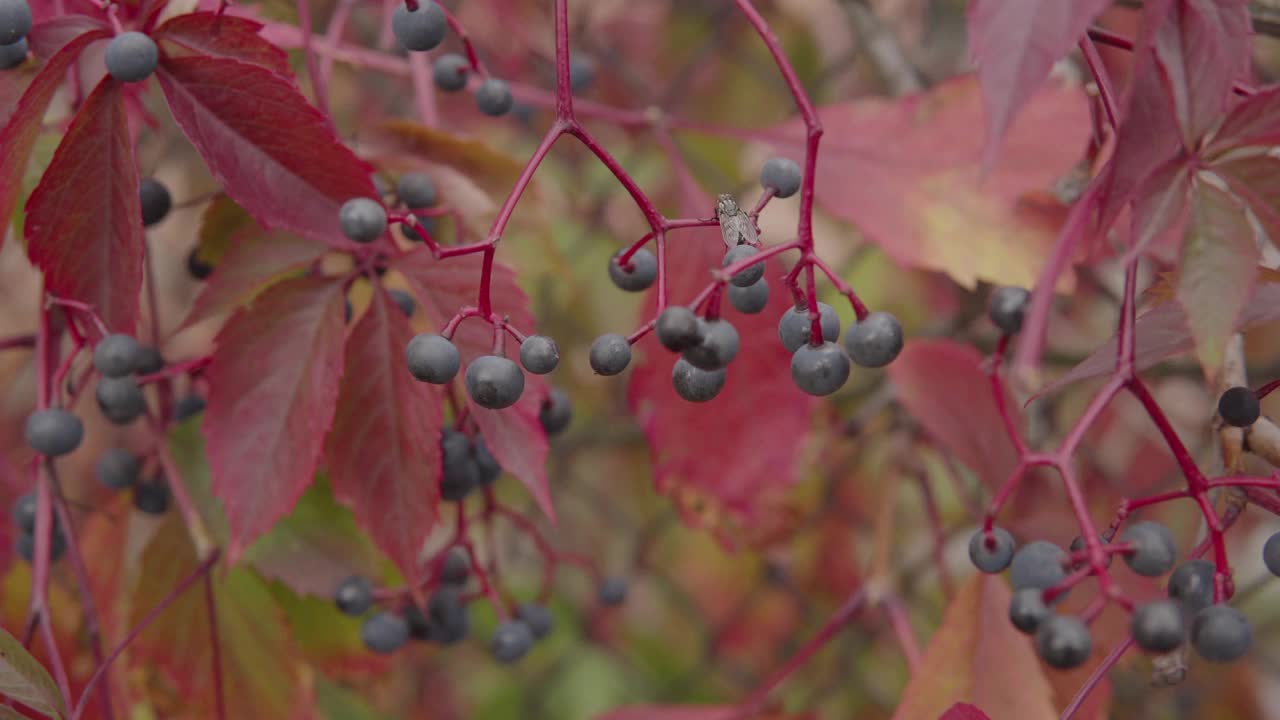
left=791, top=342, right=851, bottom=396
left=1009, top=588, right=1050, bottom=634
left=93, top=333, right=141, bottom=378
left=656, top=306, right=703, bottom=352
left=96, top=376, right=147, bottom=425
left=1009, top=540, right=1066, bottom=593
left=517, top=602, right=555, bottom=640
left=334, top=575, right=374, bottom=616
left=968, top=526, right=1015, bottom=574
left=187, top=248, right=214, bottom=280
left=1167, top=559, right=1216, bottom=613
left=539, top=387, right=572, bottom=435
left=682, top=319, right=739, bottom=371
left=25, top=408, right=84, bottom=457
left=174, top=394, right=206, bottom=422
left=474, top=78, right=514, bottom=117
left=1218, top=386, right=1260, bottom=428
left=387, top=288, right=416, bottom=318
left=1132, top=599, right=1186, bottom=653
left=671, top=358, right=727, bottom=403
left=728, top=278, right=769, bottom=315
left=135, top=346, right=165, bottom=375
left=397, top=172, right=438, bottom=209
left=433, top=53, right=469, bottom=91
left=391, top=0, right=447, bottom=51
left=1191, top=604, right=1251, bottom=662
left=105, top=32, right=158, bottom=83
left=598, top=576, right=627, bottom=606
left=844, top=311, right=904, bottom=368
left=472, top=436, right=502, bottom=486
left=777, top=303, right=840, bottom=352
left=439, top=546, right=469, bottom=585
left=96, top=448, right=140, bottom=490
left=1035, top=615, right=1092, bottom=669
left=133, top=481, right=169, bottom=515
left=1264, top=531, right=1280, bottom=577
left=0, top=0, right=32, bottom=46
left=589, top=334, right=632, bottom=376
left=0, top=36, right=25, bottom=69
left=465, top=355, right=525, bottom=409
left=440, top=430, right=479, bottom=502
left=1120, top=521, right=1176, bottom=577
left=12, top=493, right=35, bottom=535
left=16, top=530, right=65, bottom=564
left=427, top=587, right=470, bottom=644
left=362, top=611, right=410, bottom=654
left=722, top=245, right=764, bottom=288
left=491, top=619, right=535, bottom=663
left=760, top=157, right=802, bottom=198
left=519, top=335, right=560, bottom=375
left=988, top=286, right=1030, bottom=335
left=569, top=54, right=596, bottom=92
left=405, top=333, right=460, bottom=384
left=139, top=177, right=171, bottom=226
left=608, top=248, right=657, bottom=292
left=339, top=198, right=387, bottom=243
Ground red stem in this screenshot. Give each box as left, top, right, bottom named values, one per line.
left=1061, top=636, right=1133, bottom=720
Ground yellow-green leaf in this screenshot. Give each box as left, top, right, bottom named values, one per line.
left=0, top=622, right=66, bottom=718
left=367, top=120, right=524, bottom=194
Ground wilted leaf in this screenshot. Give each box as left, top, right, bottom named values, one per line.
left=183, top=229, right=328, bottom=328
left=156, top=57, right=376, bottom=249
left=367, top=121, right=524, bottom=195
left=153, top=12, right=290, bottom=74
left=204, top=277, right=347, bottom=560
left=325, top=287, right=444, bottom=578
left=0, top=622, right=66, bottom=718
left=891, top=575, right=1056, bottom=720
left=25, top=77, right=143, bottom=332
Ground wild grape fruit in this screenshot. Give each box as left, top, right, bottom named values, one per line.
left=427, top=588, right=470, bottom=644
left=12, top=493, right=35, bottom=535
left=0, top=36, right=25, bottom=69
left=790, top=342, right=851, bottom=396
left=472, top=436, right=502, bottom=486
left=656, top=306, right=703, bottom=352
left=760, top=157, right=802, bottom=198
left=439, top=547, right=470, bottom=585
left=778, top=303, right=840, bottom=352
left=490, top=620, right=535, bottom=663
left=519, top=335, right=560, bottom=375
left=1167, top=559, right=1216, bottom=614
left=844, top=311, right=903, bottom=368
left=671, top=358, right=727, bottom=403
left=93, top=333, right=142, bottom=378
left=0, top=0, right=31, bottom=46
left=25, top=408, right=84, bottom=457
left=361, top=611, right=410, bottom=654
left=174, top=394, right=206, bottom=422
left=137, top=177, right=172, bottom=227
left=339, top=198, right=387, bottom=243
left=465, top=355, right=525, bottom=408
left=722, top=245, right=764, bottom=287
left=334, top=575, right=375, bottom=616
left=569, top=54, right=596, bottom=92
left=187, top=248, right=214, bottom=280
left=1008, top=588, right=1050, bottom=634
left=1190, top=604, right=1251, bottom=662
left=136, top=346, right=165, bottom=375
left=474, top=78, right=514, bottom=117
left=608, top=248, right=657, bottom=292
left=386, top=289, right=416, bottom=318
left=1218, top=386, right=1260, bottom=428
left=988, top=286, right=1030, bottom=335
left=1035, top=615, right=1091, bottom=669
left=968, top=526, right=1015, bottom=574
left=96, top=376, right=147, bottom=425
left=391, top=0, right=447, bottom=51
left=133, top=481, right=169, bottom=515
left=517, top=602, right=555, bottom=640
left=728, top=278, right=769, bottom=314
left=440, top=430, right=479, bottom=502
left=104, top=32, right=158, bottom=83
left=1131, top=599, right=1185, bottom=653
left=682, top=319, right=739, bottom=371
left=1009, top=541, right=1067, bottom=593
left=589, top=334, right=632, bottom=376
left=406, top=333, right=460, bottom=384
left=396, top=172, right=438, bottom=209
left=1120, top=521, right=1176, bottom=577
left=433, top=53, right=469, bottom=91
left=1264, top=531, right=1280, bottom=577
left=96, top=448, right=140, bottom=490
left=598, top=576, right=628, bottom=606
left=16, top=530, right=65, bottom=564
left=539, top=388, right=572, bottom=435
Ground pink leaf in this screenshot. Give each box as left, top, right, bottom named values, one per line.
left=204, top=277, right=347, bottom=561
left=24, top=14, right=108, bottom=57
left=1151, top=0, right=1251, bottom=142
left=25, top=77, right=143, bottom=332
left=393, top=248, right=553, bottom=520
left=325, top=287, right=444, bottom=577
left=966, top=0, right=1111, bottom=163
left=1212, top=85, right=1280, bottom=146
left=155, top=57, right=376, bottom=249
left=886, top=340, right=1019, bottom=491
left=153, top=12, right=290, bottom=74
left=182, top=230, right=328, bottom=328
left=940, top=704, right=993, bottom=720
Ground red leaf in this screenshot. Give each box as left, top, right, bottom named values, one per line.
left=967, top=0, right=1110, bottom=163
left=25, top=78, right=143, bottom=332
left=183, top=230, right=328, bottom=328
left=886, top=340, right=1019, bottom=491
left=394, top=248, right=554, bottom=520
left=155, top=57, right=376, bottom=249
left=204, top=276, right=347, bottom=560
left=24, top=14, right=108, bottom=57
left=940, top=704, right=993, bottom=720
left=1212, top=85, right=1280, bottom=146
left=153, top=12, right=290, bottom=74
left=1151, top=0, right=1251, bottom=141
left=0, top=26, right=112, bottom=241
left=325, top=287, right=444, bottom=577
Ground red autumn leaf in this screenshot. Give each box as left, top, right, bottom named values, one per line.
left=940, top=704, right=993, bottom=720
left=155, top=57, right=376, bottom=249
left=766, top=75, right=1089, bottom=291
left=1211, top=85, right=1280, bottom=146
left=394, top=247, right=554, bottom=520
left=23, top=14, right=108, bottom=57
left=182, top=230, right=328, bottom=328
left=0, top=25, right=112, bottom=240
left=204, top=276, right=347, bottom=560
left=325, top=287, right=444, bottom=577
left=153, top=12, right=290, bottom=74
left=887, top=339, right=1019, bottom=491
left=1150, top=0, right=1251, bottom=142
left=1209, top=88, right=1280, bottom=242
left=25, top=77, right=143, bottom=332
left=966, top=0, right=1111, bottom=163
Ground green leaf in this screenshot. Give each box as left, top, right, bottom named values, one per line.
left=1176, top=175, right=1260, bottom=377
left=316, top=676, right=391, bottom=720
left=269, top=583, right=371, bottom=671
left=0, top=622, right=66, bottom=718
left=168, top=417, right=230, bottom=546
